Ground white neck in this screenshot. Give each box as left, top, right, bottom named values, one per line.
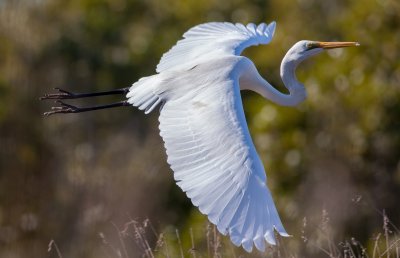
left=277, top=57, right=306, bottom=106
left=240, top=55, right=307, bottom=107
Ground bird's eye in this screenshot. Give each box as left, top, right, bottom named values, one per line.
left=306, top=42, right=319, bottom=50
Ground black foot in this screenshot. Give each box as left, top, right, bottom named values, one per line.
left=43, top=100, right=82, bottom=116
left=40, top=88, right=77, bottom=100
left=43, top=100, right=130, bottom=116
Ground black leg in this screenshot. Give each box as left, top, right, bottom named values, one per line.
left=40, top=87, right=130, bottom=100
left=43, top=100, right=130, bottom=116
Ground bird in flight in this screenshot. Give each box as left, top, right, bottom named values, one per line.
left=41, top=22, right=358, bottom=252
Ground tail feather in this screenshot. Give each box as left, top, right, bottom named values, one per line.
left=126, top=75, right=164, bottom=114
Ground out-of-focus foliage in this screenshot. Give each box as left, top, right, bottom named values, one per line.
left=0, top=0, right=399, bottom=257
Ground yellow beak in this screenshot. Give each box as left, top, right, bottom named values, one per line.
left=316, top=41, right=360, bottom=49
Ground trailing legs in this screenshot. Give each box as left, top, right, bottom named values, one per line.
left=40, top=87, right=131, bottom=116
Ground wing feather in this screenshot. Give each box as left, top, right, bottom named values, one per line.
left=158, top=78, right=288, bottom=251
left=156, top=22, right=276, bottom=73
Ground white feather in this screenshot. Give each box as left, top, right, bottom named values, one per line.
left=156, top=64, right=287, bottom=251
left=156, top=22, right=276, bottom=73
left=126, top=22, right=293, bottom=252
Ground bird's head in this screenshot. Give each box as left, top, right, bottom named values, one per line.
left=285, top=40, right=360, bottom=64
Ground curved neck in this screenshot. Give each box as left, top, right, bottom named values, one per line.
left=239, top=56, right=307, bottom=106
left=276, top=57, right=306, bottom=106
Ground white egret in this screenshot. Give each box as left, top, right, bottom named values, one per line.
left=41, top=22, right=359, bottom=252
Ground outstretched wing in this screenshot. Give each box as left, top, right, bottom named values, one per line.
left=156, top=22, right=276, bottom=73
left=158, top=77, right=288, bottom=252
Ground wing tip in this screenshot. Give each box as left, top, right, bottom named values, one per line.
left=239, top=229, right=291, bottom=253
left=225, top=226, right=291, bottom=253
left=267, top=21, right=277, bottom=38
left=277, top=230, right=291, bottom=238
left=241, top=238, right=254, bottom=252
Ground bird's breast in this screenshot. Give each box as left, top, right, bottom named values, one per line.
left=158, top=56, right=243, bottom=102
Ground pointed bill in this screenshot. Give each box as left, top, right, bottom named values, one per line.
left=317, top=41, right=360, bottom=49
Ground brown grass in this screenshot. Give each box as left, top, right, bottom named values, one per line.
left=48, top=210, right=400, bottom=258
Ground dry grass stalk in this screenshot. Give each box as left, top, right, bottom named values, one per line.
left=189, top=227, right=197, bottom=258
left=176, top=229, right=185, bottom=258
left=48, top=239, right=63, bottom=258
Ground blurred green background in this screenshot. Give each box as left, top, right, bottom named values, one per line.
left=0, top=0, right=399, bottom=257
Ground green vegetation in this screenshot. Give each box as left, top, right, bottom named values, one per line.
left=0, top=0, right=399, bottom=257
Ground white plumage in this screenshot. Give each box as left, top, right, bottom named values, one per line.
left=127, top=22, right=287, bottom=252
left=124, top=21, right=358, bottom=252
left=42, top=20, right=358, bottom=253
left=156, top=22, right=276, bottom=73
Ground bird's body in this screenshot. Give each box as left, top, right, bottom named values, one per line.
left=41, top=21, right=358, bottom=253
left=128, top=54, right=287, bottom=251
left=125, top=23, right=288, bottom=251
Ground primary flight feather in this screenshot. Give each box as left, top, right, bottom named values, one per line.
left=41, top=21, right=359, bottom=252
